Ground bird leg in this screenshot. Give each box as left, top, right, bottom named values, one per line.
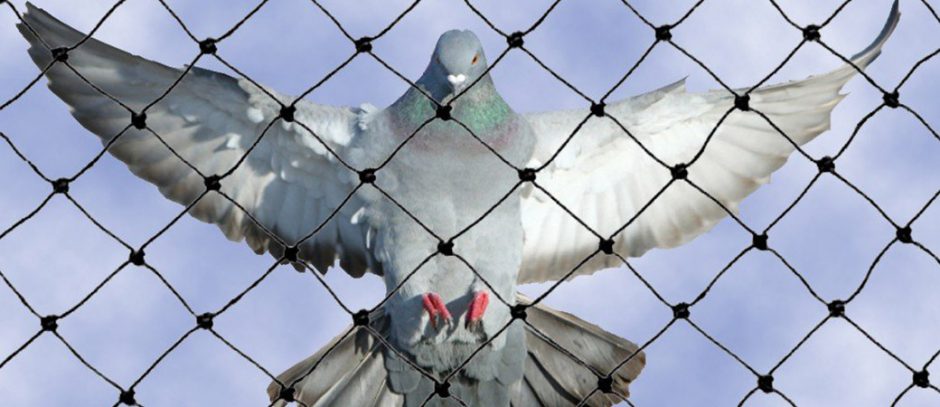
left=422, top=292, right=452, bottom=330
left=465, top=290, right=489, bottom=330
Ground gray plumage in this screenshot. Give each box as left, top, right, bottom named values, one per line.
left=268, top=295, right=642, bottom=406
left=17, top=1, right=899, bottom=405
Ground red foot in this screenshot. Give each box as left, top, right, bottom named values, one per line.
left=466, top=291, right=489, bottom=329
left=422, top=292, right=452, bottom=330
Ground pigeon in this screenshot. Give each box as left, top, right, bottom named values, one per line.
left=17, top=1, right=898, bottom=405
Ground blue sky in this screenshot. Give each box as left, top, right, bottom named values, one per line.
left=0, top=0, right=938, bottom=406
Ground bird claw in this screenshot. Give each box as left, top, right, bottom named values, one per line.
left=423, top=292, right=452, bottom=331
left=465, top=291, right=489, bottom=330
left=432, top=313, right=454, bottom=330
left=466, top=318, right=483, bottom=333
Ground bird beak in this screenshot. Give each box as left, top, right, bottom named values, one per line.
left=447, top=74, right=467, bottom=89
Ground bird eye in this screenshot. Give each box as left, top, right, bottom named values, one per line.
left=471, top=53, right=479, bottom=65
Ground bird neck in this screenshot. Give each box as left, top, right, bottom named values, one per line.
left=392, top=75, right=513, bottom=137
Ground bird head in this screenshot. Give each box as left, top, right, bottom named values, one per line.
left=422, top=29, right=488, bottom=101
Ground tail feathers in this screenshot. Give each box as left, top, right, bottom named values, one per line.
left=318, top=349, right=396, bottom=406
left=270, top=297, right=644, bottom=407
left=268, top=310, right=402, bottom=406
left=514, top=295, right=644, bottom=406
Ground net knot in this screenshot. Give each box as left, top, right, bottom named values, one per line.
left=914, top=370, right=930, bottom=388
left=757, top=375, right=774, bottom=393
left=816, top=156, right=835, bottom=173
left=734, top=94, right=750, bottom=111
left=435, top=381, right=451, bottom=398
left=752, top=233, right=768, bottom=250
left=672, top=302, right=690, bottom=319
left=278, top=387, right=295, bottom=402
left=283, top=245, right=299, bottom=262
left=358, top=168, right=377, bottom=184
left=129, top=249, right=146, bottom=266
left=802, top=25, right=820, bottom=41
left=671, top=163, right=688, bottom=180
left=119, top=390, right=136, bottom=406
left=353, top=309, right=370, bottom=326
left=355, top=37, right=373, bottom=53
left=437, top=240, right=454, bottom=256
left=131, top=112, right=147, bottom=130
left=52, top=178, right=70, bottom=194
left=196, top=312, right=214, bottom=329
left=828, top=300, right=845, bottom=318
left=883, top=91, right=900, bottom=108
left=507, top=32, right=524, bottom=48
left=518, top=168, right=537, bottom=182
left=51, top=47, right=69, bottom=62
left=203, top=175, right=221, bottom=191
left=436, top=105, right=452, bottom=121
left=599, top=238, right=615, bottom=255
left=279, top=105, right=296, bottom=122
left=896, top=226, right=912, bottom=243
left=655, top=25, right=672, bottom=41
left=597, top=375, right=614, bottom=393
left=511, top=304, right=528, bottom=320
left=199, top=38, right=217, bottom=55
left=40, top=315, right=58, bottom=332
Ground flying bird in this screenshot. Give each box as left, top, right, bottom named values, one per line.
left=18, top=2, right=898, bottom=406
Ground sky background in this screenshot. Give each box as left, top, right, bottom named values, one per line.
left=0, top=0, right=938, bottom=406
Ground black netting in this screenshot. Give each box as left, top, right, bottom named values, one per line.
left=0, top=0, right=938, bottom=406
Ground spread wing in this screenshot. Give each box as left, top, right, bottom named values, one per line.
left=18, top=4, right=381, bottom=277
left=517, top=1, right=899, bottom=284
